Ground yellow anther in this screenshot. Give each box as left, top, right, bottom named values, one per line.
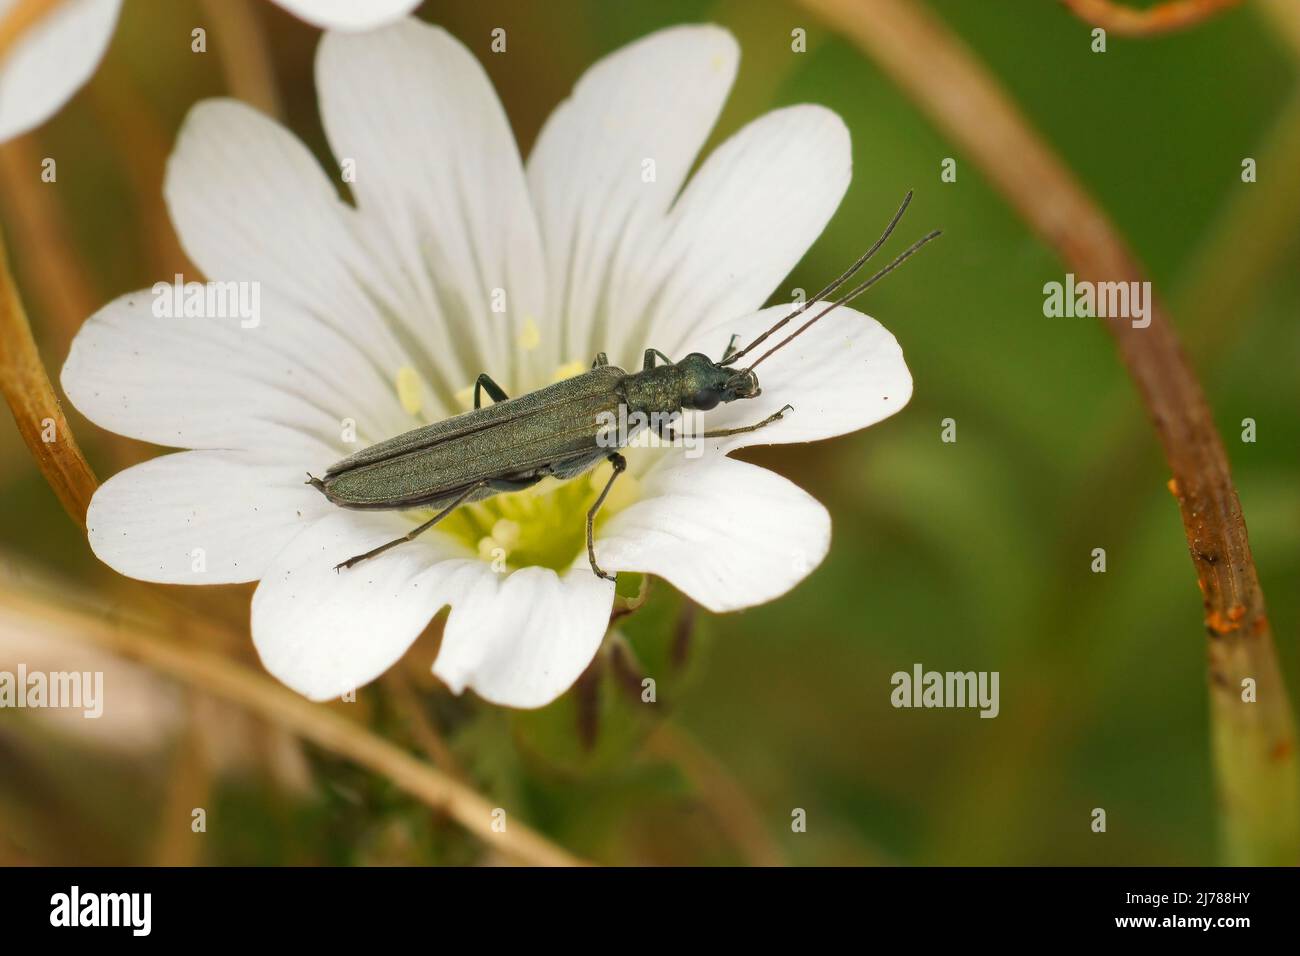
left=517, top=316, right=541, bottom=351
left=551, top=360, right=587, bottom=383
left=395, top=366, right=423, bottom=416
left=491, top=518, right=522, bottom=551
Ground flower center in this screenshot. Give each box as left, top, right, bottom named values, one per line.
left=439, top=462, right=640, bottom=572
left=392, top=362, right=640, bottom=572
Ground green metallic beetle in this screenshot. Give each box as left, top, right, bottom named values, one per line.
left=310, top=192, right=938, bottom=579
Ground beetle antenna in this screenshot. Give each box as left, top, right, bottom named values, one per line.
left=719, top=189, right=915, bottom=366
left=746, top=228, right=942, bottom=371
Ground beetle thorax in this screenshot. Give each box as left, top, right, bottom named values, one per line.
left=622, top=363, right=689, bottom=415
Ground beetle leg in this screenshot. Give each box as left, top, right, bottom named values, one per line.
left=334, top=480, right=487, bottom=572
left=642, top=348, right=674, bottom=371
left=720, top=334, right=741, bottom=363
left=473, top=373, right=510, bottom=409
left=586, top=453, right=627, bottom=581
left=591, top=352, right=608, bottom=368
left=702, top=404, right=794, bottom=438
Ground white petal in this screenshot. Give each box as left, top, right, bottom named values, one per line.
left=61, top=289, right=406, bottom=456
left=253, top=510, right=613, bottom=707
left=596, top=454, right=829, bottom=612
left=271, top=0, right=420, bottom=31
left=0, top=0, right=120, bottom=142
left=616, top=105, right=851, bottom=362
left=433, top=565, right=614, bottom=709
left=162, top=99, right=448, bottom=414
left=251, top=511, right=471, bottom=701
left=682, top=303, right=912, bottom=452
left=86, top=451, right=331, bottom=584
left=316, top=19, right=547, bottom=392
left=526, top=24, right=737, bottom=367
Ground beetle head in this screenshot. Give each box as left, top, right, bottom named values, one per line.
left=679, top=353, right=760, bottom=410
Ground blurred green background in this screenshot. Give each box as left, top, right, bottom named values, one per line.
left=2, top=0, right=1298, bottom=865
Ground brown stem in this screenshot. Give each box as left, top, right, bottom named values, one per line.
left=801, top=0, right=1298, bottom=864
left=0, top=577, right=587, bottom=867
left=1175, top=80, right=1300, bottom=355
left=1060, top=0, right=1244, bottom=36
left=198, top=0, right=283, bottom=119
left=0, top=135, right=100, bottom=353
left=151, top=704, right=213, bottom=866
left=0, top=224, right=98, bottom=527
left=1262, top=0, right=1300, bottom=54
left=645, top=723, right=785, bottom=866
left=575, top=659, right=602, bottom=752
left=382, top=670, right=469, bottom=782
left=87, top=66, right=193, bottom=282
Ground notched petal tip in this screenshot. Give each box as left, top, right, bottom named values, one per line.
left=431, top=564, right=615, bottom=709
left=275, top=0, right=422, bottom=33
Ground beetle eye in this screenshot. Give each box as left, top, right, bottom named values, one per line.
left=690, top=389, right=721, bottom=411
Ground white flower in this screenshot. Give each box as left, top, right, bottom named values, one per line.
left=0, top=0, right=420, bottom=141
left=0, top=0, right=120, bottom=142
left=60, top=19, right=912, bottom=708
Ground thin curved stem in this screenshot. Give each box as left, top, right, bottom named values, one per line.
left=644, top=723, right=785, bottom=866
left=383, top=670, right=469, bottom=782
left=0, top=210, right=579, bottom=864
left=198, top=0, right=282, bottom=119
left=1174, top=80, right=1300, bottom=356
left=1173, top=0, right=1300, bottom=352
left=0, top=224, right=98, bottom=527
left=0, top=135, right=100, bottom=352
left=0, top=578, right=587, bottom=867
left=1060, top=0, right=1244, bottom=36
left=801, top=0, right=1298, bottom=865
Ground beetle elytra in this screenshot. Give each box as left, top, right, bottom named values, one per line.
left=309, top=191, right=939, bottom=579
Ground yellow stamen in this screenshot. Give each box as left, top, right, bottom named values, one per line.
left=427, top=361, right=646, bottom=572
left=551, top=360, right=587, bottom=383
left=517, top=316, right=541, bottom=351
left=453, top=384, right=476, bottom=411
left=395, top=366, right=423, bottom=416
left=491, top=518, right=522, bottom=551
